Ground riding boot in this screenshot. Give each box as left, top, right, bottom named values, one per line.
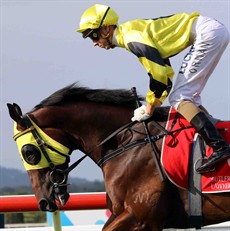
left=190, top=112, right=230, bottom=173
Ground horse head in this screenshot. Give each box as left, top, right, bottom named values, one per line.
left=7, top=103, right=71, bottom=212
left=7, top=84, right=140, bottom=212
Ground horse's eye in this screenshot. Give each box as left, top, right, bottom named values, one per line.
left=21, top=144, right=41, bottom=165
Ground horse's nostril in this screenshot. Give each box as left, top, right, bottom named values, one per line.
left=39, top=198, right=48, bottom=211
left=39, top=198, right=58, bottom=212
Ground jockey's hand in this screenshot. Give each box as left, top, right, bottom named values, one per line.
left=131, top=105, right=151, bottom=122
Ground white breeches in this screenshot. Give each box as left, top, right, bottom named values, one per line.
left=169, top=16, right=230, bottom=109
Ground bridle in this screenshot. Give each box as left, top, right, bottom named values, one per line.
left=14, top=114, right=73, bottom=193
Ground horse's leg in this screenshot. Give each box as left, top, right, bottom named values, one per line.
left=102, top=208, right=159, bottom=231
left=103, top=213, right=116, bottom=229
left=102, top=209, right=141, bottom=231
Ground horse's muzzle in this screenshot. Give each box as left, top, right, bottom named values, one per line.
left=38, top=191, right=70, bottom=212
left=38, top=198, right=58, bottom=212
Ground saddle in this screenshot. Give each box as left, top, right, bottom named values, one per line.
left=161, top=107, right=230, bottom=193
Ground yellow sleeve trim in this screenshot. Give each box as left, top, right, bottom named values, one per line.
left=146, top=90, right=168, bottom=106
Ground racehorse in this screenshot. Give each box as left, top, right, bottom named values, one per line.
left=7, top=83, right=230, bottom=231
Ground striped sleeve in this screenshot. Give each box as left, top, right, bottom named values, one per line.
left=127, top=41, right=174, bottom=105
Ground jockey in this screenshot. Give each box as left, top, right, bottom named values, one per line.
left=76, top=4, right=230, bottom=173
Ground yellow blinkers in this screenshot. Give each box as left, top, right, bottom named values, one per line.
left=13, top=118, right=70, bottom=170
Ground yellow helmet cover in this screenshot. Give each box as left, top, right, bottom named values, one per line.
left=77, top=4, right=119, bottom=33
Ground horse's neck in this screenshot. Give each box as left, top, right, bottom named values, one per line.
left=33, top=104, right=170, bottom=165
left=74, top=105, right=171, bottom=162
left=70, top=102, right=134, bottom=154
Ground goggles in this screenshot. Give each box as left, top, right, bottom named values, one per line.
left=82, top=28, right=100, bottom=42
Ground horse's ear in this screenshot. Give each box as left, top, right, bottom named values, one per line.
left=7, top=103, right=25, bottom=128
left=13, top=103, right=23, bottom=116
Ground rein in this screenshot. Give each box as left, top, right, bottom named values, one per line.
left=64, top=120, right=136, bottom=174
left=66, top=118, right=172, bottom=170
left=94, top=112, right=193, bottom=168
left=67, top=111, right=192, bottom=173
left=96, top=127, right=167, bottom=167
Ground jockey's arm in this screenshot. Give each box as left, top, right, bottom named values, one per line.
left=127, top=39, right=174, bottom=116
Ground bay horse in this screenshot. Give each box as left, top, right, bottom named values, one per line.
left=7, top=83, right=230, bottom=231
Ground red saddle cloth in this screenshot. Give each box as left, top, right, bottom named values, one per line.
left=161, top=107, right=230, bottom=193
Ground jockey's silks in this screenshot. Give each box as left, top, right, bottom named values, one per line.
left=113, top=12, right=200, bottom=106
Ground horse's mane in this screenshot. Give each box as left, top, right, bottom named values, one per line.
left=33, top=83, right=170, bottom=121
left=34, top=83, right=144, bottom=109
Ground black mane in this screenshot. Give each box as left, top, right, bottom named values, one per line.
left=34, top=83, right=144, bottom=109
left=33, top=83, right=170, bottom=121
